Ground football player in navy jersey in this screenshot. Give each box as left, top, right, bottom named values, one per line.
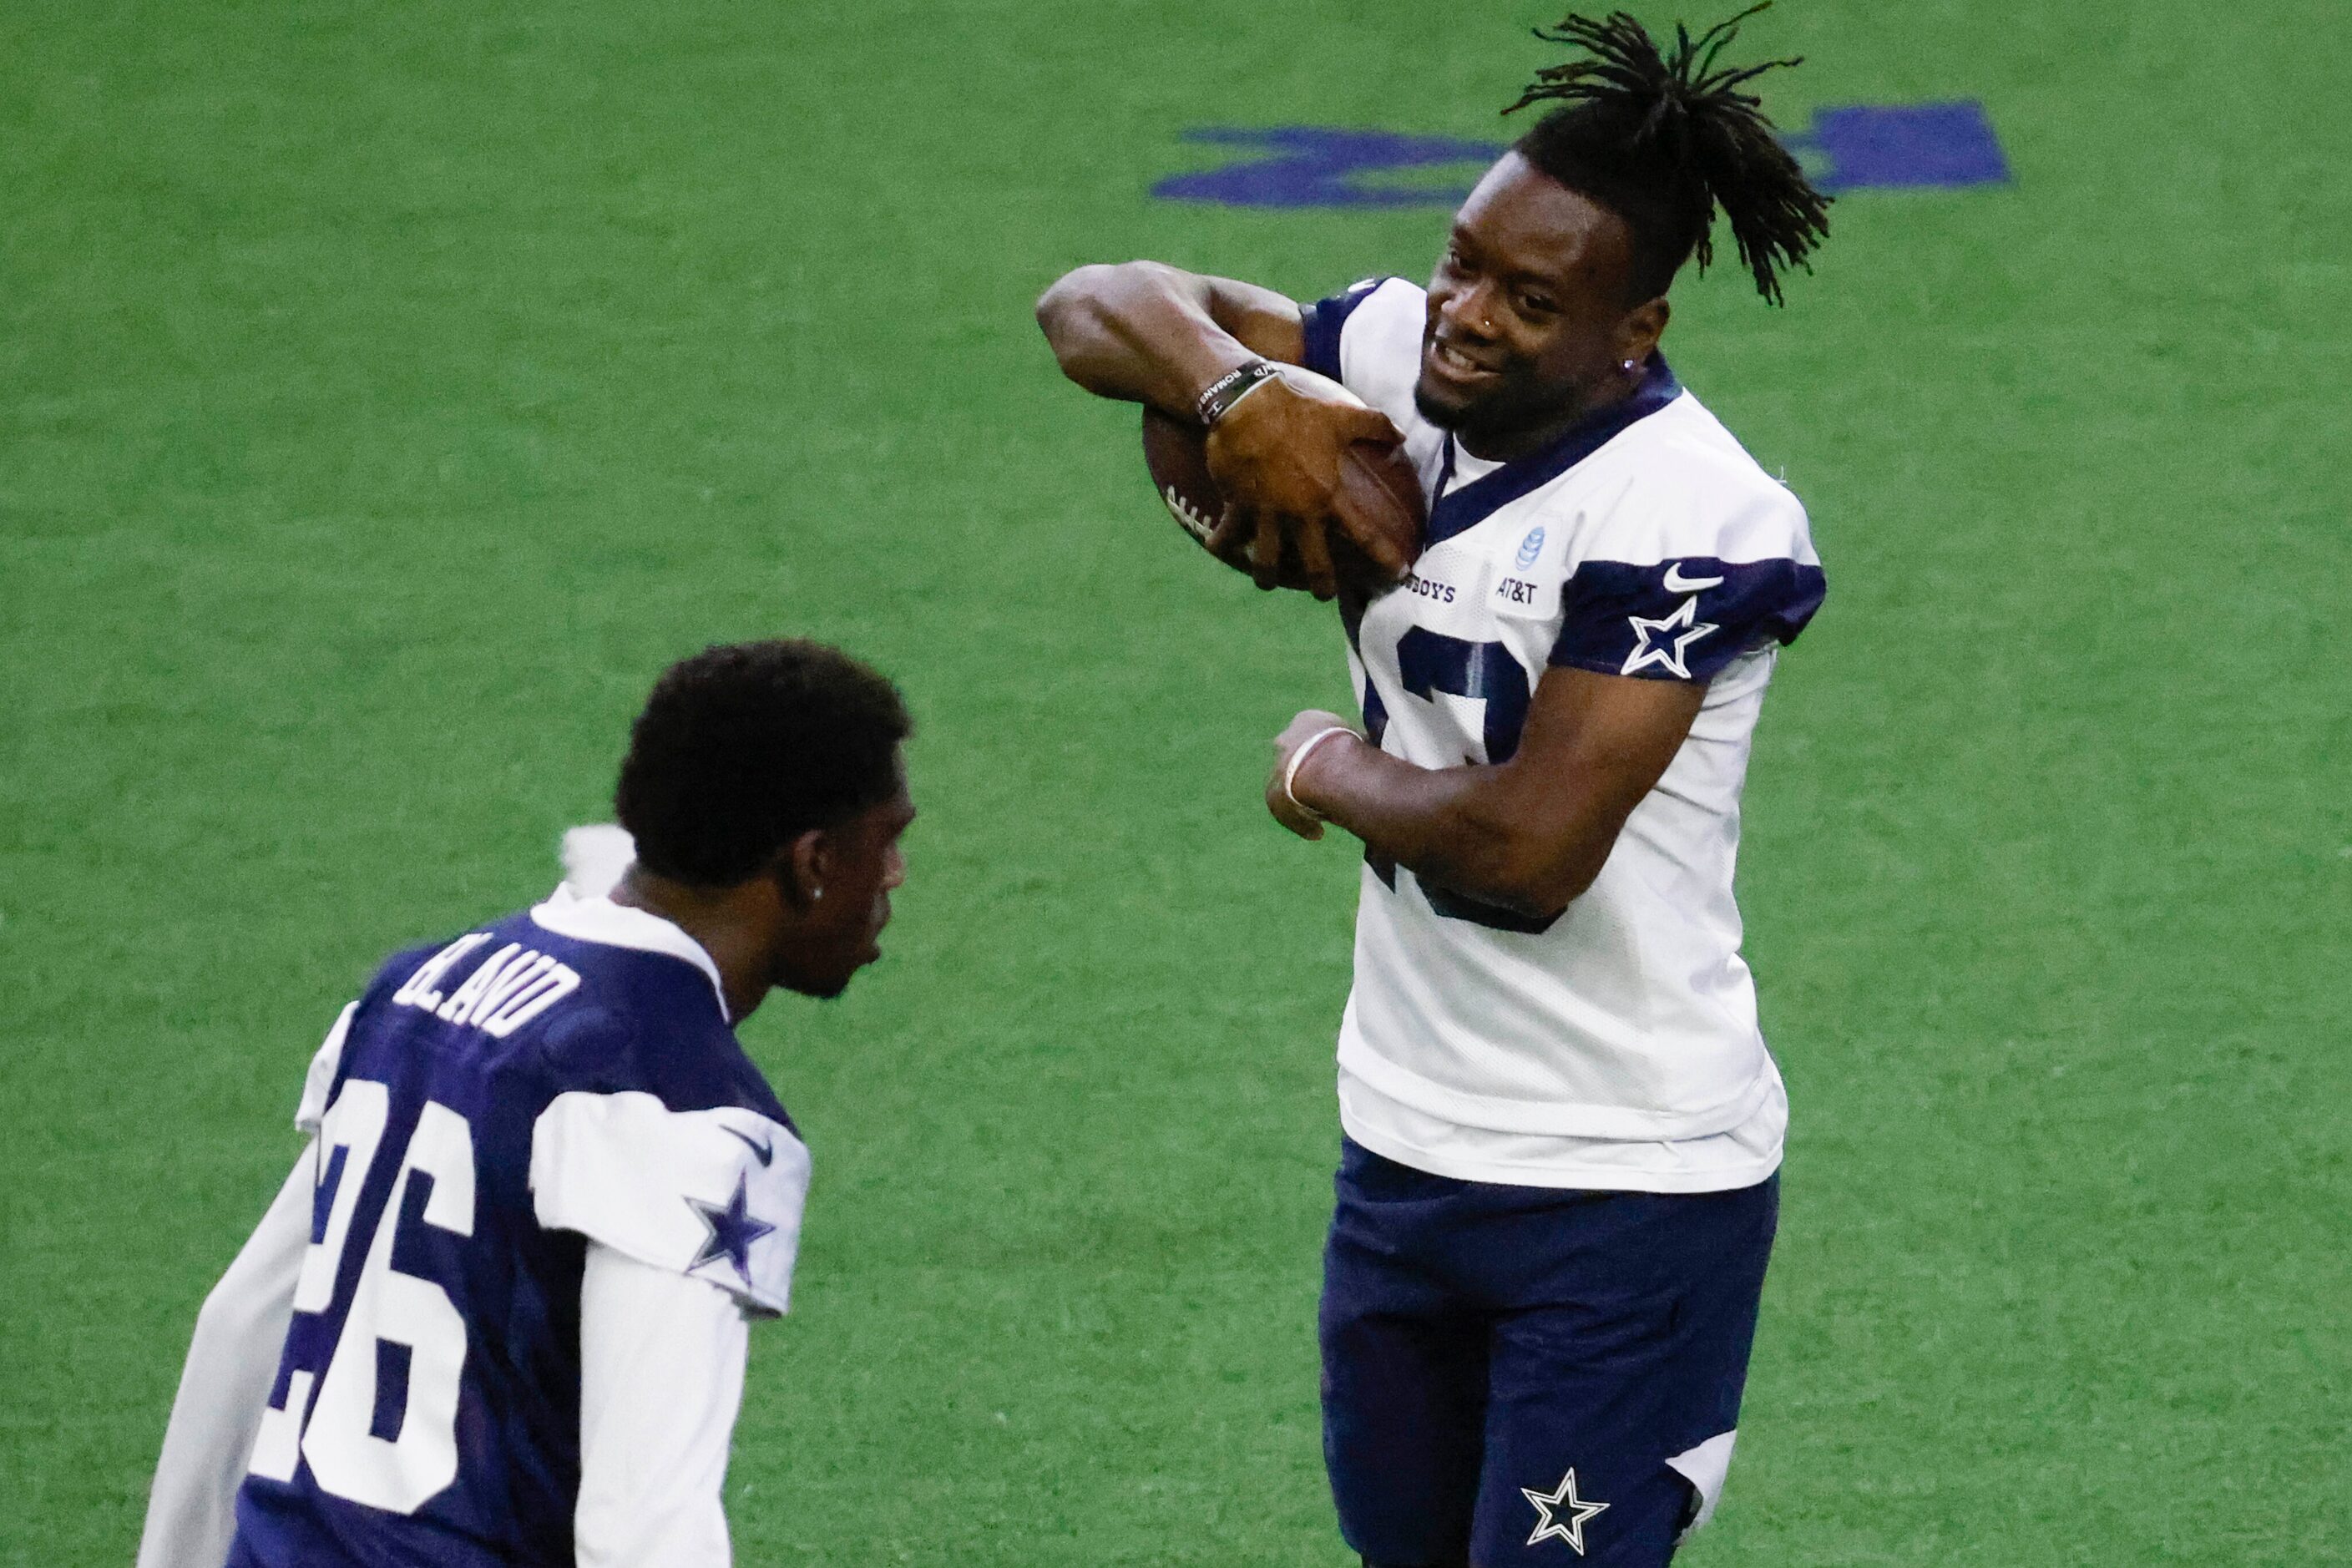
left=137, top=640, right=914, bottom=1568
left=1039, top=10, right=1830, bottom=1565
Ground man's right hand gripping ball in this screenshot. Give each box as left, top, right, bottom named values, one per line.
left=1161, top=364, right=1423, bottom=601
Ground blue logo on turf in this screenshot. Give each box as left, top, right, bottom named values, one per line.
left=1154, top=104, right=2011, bottom=208
left=1515, top=526, right=1545, bottom=569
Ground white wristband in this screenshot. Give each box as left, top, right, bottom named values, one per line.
left=1282, top=726, right=1358, bottom=819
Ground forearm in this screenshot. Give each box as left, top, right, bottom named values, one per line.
left=1297, top=736, right=1610, bottom=916
left=1034, top=261, right=1259, bottom=415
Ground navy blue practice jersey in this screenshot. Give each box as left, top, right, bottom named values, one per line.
left=226, top=892, right=808, bottom=1568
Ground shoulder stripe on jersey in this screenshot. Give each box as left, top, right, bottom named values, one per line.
left=532, top=1090, right=809, bottom=1316
left=1428, top=353, right=1683, bottom=548
left=1552, top=554, right=1827, bottom=683
left=1299, top=276, right=1395, bottom=382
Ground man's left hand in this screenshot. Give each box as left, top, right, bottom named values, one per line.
left=1267, top=710, right=1361, bottom=841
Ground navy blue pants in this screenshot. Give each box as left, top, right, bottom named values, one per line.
left=1320, top=1139, right=1778, bottom=1566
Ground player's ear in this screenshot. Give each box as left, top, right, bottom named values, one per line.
left=778, top=829, right=830, bottom=912
left=1614, top=295, right=1669, bottom=367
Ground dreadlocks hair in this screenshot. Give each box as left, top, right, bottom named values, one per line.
left=1504, top=4, right=1831, bottom=306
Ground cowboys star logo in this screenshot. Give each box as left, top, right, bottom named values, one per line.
left=686, top=1173, right=775, bottom=1284
left=1522, top=1468, right=1610, bottom=1553
left=1620, top=593, right=1717, bottom=679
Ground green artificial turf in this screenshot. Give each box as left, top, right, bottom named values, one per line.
left=4, top=1, right=2349, bottom=1562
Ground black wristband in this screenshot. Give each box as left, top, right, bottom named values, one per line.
left=1195, top=360, right=1282, bottom=427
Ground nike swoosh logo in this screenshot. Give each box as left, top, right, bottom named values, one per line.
left=1662, top=564, right=1724, bottom=593
left=722, top=1126, right=774, bottom=1166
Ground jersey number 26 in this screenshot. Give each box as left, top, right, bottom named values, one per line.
left=249, top=1080, right=476, bottom=1515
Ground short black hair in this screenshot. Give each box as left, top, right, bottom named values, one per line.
left=615, top=639, right=912, bottom=887
left=1505, top=5, right=1831, bottom=305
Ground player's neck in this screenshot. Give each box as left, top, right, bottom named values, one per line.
left=610, top=870, right=776, bottom=1024
left=1455, top=377, right=1633, bottom=464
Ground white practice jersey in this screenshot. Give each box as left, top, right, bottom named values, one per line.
left=1299, top=276, right=1825, bottom=1191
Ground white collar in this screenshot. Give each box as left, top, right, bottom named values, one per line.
left=529, top=883, right=731, bottom=1018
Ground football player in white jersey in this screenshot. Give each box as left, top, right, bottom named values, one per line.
left=136, top=640, right=915, bottom=1568
left=1038, top=10, right=1829, bottom=1565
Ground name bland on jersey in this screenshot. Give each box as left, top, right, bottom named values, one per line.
left=391, top=932, right=583, bottom=1038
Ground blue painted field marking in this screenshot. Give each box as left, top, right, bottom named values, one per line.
left=1152, top=128, right=1508, bottom=209
left=1787, top=101, right=2010, bottom=190
left=1151, top=103, right=2008, bottom=208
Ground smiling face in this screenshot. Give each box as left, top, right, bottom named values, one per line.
left=1415, top=152, right=1667, bottom=460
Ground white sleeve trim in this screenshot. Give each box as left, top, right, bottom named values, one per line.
left=294, top=1004, right=357, bottom=1136
left=532, top=1090, right=809, bottom=1316
left=1667, top=1429, right=1738, bottom=1543
left=576, top=1245, right=747, bottom=1568
left=136, top=1146, right=316, bottom=1568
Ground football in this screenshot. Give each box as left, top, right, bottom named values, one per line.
left=1141, top=367, right=1424, bottom=595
